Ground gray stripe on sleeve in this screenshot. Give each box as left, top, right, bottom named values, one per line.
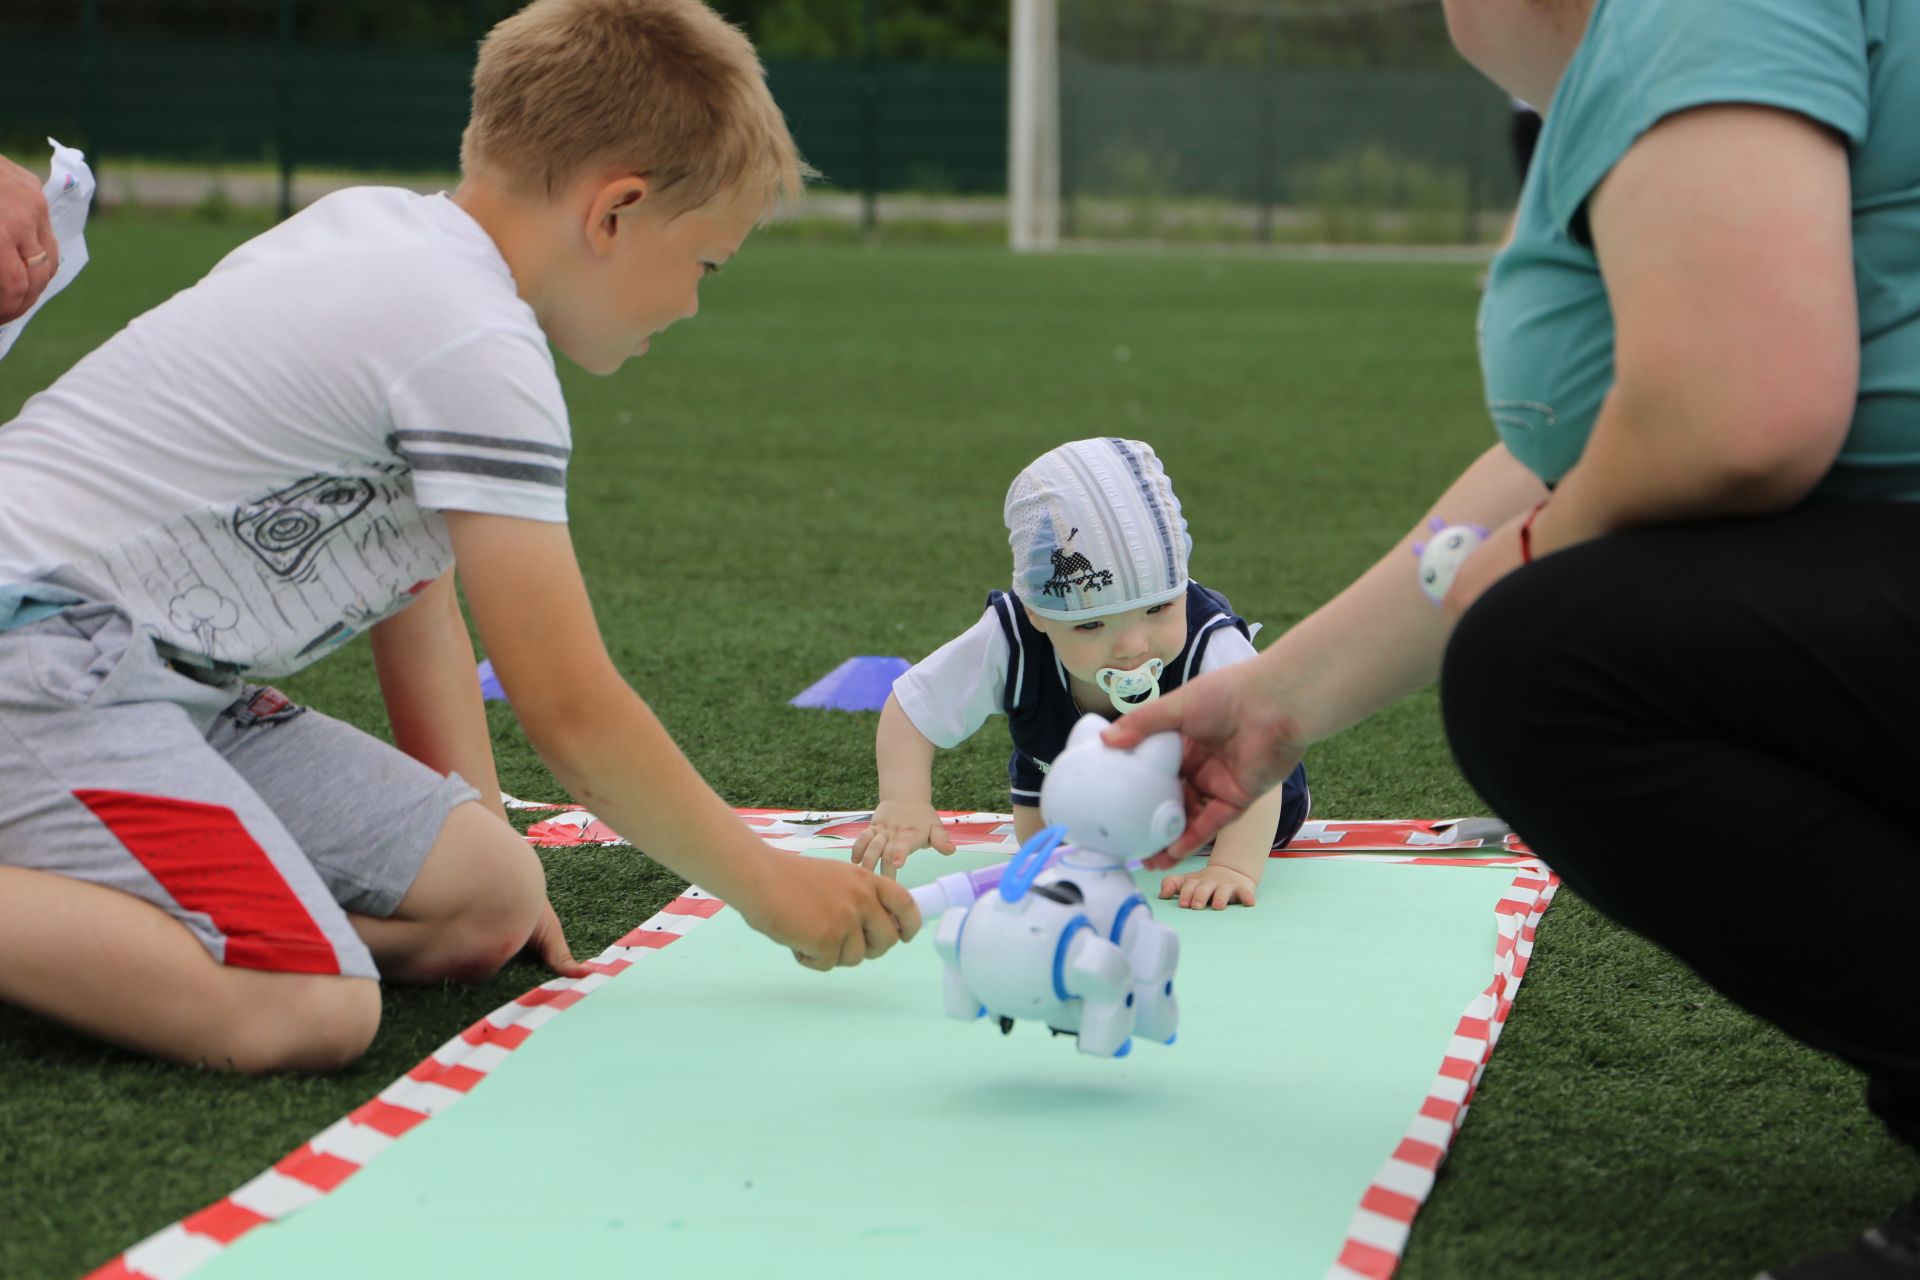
left=408, top=454, right=568, bottom=487
left=394, top=430, right=572, bottom=460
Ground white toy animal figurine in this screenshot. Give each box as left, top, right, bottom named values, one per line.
left=927, top=713, right=1185, bottom=1058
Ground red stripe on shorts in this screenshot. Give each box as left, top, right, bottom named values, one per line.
left=74, top=789, right=342, bottom=976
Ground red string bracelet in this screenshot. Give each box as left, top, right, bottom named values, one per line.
left=1519, top=500, right=1549, bottom=564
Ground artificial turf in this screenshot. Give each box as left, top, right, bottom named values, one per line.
left=0, top=209, right=1911, bottom=1280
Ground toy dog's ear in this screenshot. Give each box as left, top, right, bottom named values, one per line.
left=1066, top=712, right=1108, bottom=751
left=1135, top=729, right=1182, bottom=776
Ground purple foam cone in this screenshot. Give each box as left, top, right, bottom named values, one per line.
left=789, top=656, right=910, bottom=712
left=476, top=657, right=507, bottom=703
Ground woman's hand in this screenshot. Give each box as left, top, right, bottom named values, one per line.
left=0, top=156, right=56, bottom=325
left=1102, top=664, right=1309, bottom=860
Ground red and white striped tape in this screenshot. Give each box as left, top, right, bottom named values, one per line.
left=82, top=887, right=727, bottom=1280
left=526, top=807, right=1535, bottom=863
left=1326, top=863, right=1561, bottom=1280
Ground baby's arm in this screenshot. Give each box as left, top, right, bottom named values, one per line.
left=1159, top=782, right=1287, bottom=910
left=852, top=693, right=957, bottom=876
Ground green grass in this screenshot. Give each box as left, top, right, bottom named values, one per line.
left=0, top=211, right=1913, bottom=1280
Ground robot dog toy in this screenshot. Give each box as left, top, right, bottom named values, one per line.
left=909, top=713, right=1184, bottom=1059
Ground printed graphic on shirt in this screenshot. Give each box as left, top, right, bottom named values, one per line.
left=232, top=477, right=377, bottom=579
left=63, top=462, right=452, bottom=678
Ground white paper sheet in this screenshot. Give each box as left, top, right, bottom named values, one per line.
left=0, top=138, right=96, bottom=361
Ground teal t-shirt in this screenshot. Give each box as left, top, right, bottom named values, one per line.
left=1480, top=0, right=1920, bottom=500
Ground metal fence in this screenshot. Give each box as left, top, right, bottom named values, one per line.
left=0, top=5, right=1514, bottom=242
left=0, top=26, right=1008, bottom=217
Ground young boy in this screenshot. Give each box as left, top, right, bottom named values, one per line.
left=0, top=0, right=916, bottom=1075
left=852, top=438, right=1310, bottom=909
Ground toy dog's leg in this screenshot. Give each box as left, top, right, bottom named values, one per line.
left=1061, top=931, right=1135, bottom=1057
left=933, top=908, right=983, bottom=1021
left=1118, top=913, right=1181, bottom=1045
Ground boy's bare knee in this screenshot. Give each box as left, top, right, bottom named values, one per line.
left=424, top=838, right=545, bottom=985
left=213, top=975, right=380, bottom=1075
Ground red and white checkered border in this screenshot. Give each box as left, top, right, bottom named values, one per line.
left=81, top=839, right=1559, bottom=1280
left=1326, top=862, right=1561, bottom=1280
left=81, top=886, right=728, bottom=1280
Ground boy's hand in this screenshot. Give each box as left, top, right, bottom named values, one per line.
left=737, top=856, right=922, bottom=970
left=850, top=800, right=956, bottom=877
left=523, top=898, right=594, bottom=979
left=1159, top=863, right=1259, bottom=911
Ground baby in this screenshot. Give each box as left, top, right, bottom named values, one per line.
left=854, top=438, right=1311, bottom=909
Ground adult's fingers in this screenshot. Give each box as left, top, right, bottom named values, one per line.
left=1102, top=691, right=1184, bottom=749
left=1142, top=848, right=1184, bottom=871
left=26, top=232, right=58, bottom=281
left=1163, top=794, right=1239, bottom=860
left=0, top=253, right=27, bottom=326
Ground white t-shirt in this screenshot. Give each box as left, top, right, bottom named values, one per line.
left=0, top=188, right=570, bottom=678
left=893, top=603, right=1258, bottom=749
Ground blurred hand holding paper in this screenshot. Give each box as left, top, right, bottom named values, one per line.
left=0, top=138, right=96, bottom=361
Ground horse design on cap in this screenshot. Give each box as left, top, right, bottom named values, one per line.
left=1041, top=528, right=1114, bottom=600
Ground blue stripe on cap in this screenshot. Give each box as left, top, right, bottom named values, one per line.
left=1106, top=437, right=1177, bottom=591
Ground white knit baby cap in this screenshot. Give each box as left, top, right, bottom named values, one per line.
left=1005, top=437, right=1192, bottom=621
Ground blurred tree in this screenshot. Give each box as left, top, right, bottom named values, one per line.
left=746, top=0, right=1007, bottom=62
left=0, top=0, right=1447, bottom=66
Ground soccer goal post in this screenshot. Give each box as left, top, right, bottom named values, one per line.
left=1008, top=0, right=1061, bottom=251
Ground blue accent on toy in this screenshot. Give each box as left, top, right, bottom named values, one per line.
left=1124, top=992, right=1133, bottom=1008
left=476, top=658, right=506, bottom=703
left=1050, top=916, right=1093, bottom=1002
left=975, top=1005, right=987, bottom=1019
left=1163, top=1035, right=1177, bottom=1046
left=1001, top=825, right=1068, bottom=903
left=788, top=656, right=911, bottom=712
left=1113, top=1039, right=1132, bottom=1059
left=1164, top=980, right=1173, bottom=996
left=1108, top=892, right=1147, bottom=944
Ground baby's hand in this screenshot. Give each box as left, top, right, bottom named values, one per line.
left=1159, top=862, right=1259, bottom=910
left=850, top=800, right=957, bottom=877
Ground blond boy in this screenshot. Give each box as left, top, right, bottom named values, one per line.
left=0, top=0, right=916, bottom=1075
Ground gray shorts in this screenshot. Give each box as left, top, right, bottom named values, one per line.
left=0, top=601, right=478, bottom=980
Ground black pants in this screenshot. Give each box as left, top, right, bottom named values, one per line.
left=1441, top=500, right=1920, bottom=1146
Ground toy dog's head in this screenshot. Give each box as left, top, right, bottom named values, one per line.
left=1040, top=713, right=1186, bottom=861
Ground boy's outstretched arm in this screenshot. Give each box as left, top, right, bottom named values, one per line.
left=447, top=512, right=920, bottom=969
left=851, top=692, right=956, bottom=876
left=1157, top=783, right=1287, bottom=910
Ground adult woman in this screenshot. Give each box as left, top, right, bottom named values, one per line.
left=1110, top=2, right=1920, bottom=1275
